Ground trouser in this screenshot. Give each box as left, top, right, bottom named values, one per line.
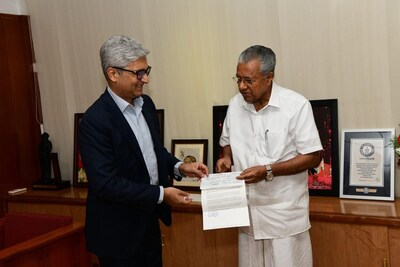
left=239, top=230, right=313, bottom=267
left=98, top=217, right=162, bottom=267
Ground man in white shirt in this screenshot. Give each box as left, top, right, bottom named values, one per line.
left=216, top=45, right=322, bottom=267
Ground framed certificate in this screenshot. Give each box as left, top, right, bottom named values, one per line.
left=340, top=129, right=395, bottom=201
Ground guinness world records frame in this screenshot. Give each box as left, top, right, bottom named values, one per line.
left=340, top=128, right=395, bottom=201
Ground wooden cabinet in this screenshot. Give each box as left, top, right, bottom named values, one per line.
left=309, top=197, right=400, bottom=267
left=0, top=14, right=41, bottom=194
left=388, top=227, right=400, bottom=266
left=310, top=221, right=390, bottom=266
left=160, top=205, right=237, bottom=267
left=3, top=190, right=400, bottom=266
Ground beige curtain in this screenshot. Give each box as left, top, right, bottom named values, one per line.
left=25, top=0, right=400, bottom=194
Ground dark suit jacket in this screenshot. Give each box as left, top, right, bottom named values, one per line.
left=78, top=89, right=179, bottom=259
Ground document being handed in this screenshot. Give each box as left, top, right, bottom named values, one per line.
left=200, top=172, right=250, bottom=230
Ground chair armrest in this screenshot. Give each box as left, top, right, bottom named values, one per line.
left=0, top=222, right=85, bottom=262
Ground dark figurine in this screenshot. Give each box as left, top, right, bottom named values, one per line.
left=39, top=132, right=52, bottom=181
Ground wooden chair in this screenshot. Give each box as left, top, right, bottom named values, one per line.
left=0, top=212, right=91, bottom=267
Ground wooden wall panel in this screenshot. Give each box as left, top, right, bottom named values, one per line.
left=389, top=227, right=400, bottom=267
left=310, top=221, right=389, bottom=267
left=160, top=209, right=238, bottom=267
left=0, top=14, right=41, bottom=193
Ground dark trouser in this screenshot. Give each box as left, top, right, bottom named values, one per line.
left=98, top=217, right=162, bottom=267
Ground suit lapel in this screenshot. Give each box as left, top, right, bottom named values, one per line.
left=102, top=91, right=147, bottom=167
left=142, top=104, right=160, bottom=148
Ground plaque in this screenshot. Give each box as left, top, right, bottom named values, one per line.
left=340, top=129, right=395, bottom=201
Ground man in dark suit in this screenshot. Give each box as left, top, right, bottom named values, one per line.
left=78, top=35, right=209, bottom=267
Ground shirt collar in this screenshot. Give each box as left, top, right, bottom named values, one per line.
left=241, top=82, right=280, bottom=112
left=267, top=82, right=280, bottom=108
left=107, top=86, right=143, bottom=112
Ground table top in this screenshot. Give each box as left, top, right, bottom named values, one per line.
left=3, top=187, right=400, bottom=226
left=3, top=187, right=88, bottom=206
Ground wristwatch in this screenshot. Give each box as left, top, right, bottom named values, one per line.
left=264, top=164, right=273, bottom=181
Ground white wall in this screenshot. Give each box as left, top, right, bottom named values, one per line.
left=11, top=0, right=400, bottom=195
left=0, top=0, right=27, bottom=15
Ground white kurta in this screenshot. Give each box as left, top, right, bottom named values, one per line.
left=220, top=82, right=322, bottom=240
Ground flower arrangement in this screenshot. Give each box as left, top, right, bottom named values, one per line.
left=391, top=134, right=400, bottom=165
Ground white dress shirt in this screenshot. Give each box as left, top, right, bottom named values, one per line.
left=220, top=82, right=322, bottom=239
left=107, top=87, right=164, bottom=201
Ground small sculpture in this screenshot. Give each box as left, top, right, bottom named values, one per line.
left=34, top=132, right=70, bottom=190
left=38, top=132, right=52, bottom=182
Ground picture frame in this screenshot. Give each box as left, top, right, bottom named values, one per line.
left=340, top=128, right=395, bottom=201
left=72, top=109, right=165, bottom=187
left=73, top=110, right=165, bottom=187
left=50, top=152, right=62, bottom=181
left=171, top=139, right=208, bottom=191
left=156, top=109, right=164, bottom=145
left=212, top=105, right=228, bottom=171
left=308, top=99, right=339, bottom=197
left=212, top=101, right=340, bottom=197
left=73, top=113, right=88, bottom=187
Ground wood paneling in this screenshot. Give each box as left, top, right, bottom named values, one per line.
left=161, top=209, right=238, bottom=267
left=389, top=227, right=400, bottom=266
left=0, top=222, right=91, bottom=267
left=0, top=14, right=41, bottom=194
left=4, top=190, right=400, bottom=266
left=310, top=221, right=389, bottom=267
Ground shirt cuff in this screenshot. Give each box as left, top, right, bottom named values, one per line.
left=158, top=186, right=164, bottom=204
left=173, top=161, right=184, bottom=181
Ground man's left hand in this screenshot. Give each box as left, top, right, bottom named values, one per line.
left=179, top=162, right=209, bottom=178
left=237, top=165, right=266, bottom=184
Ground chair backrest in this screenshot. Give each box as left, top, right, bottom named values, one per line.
left=2, top=212, right=73, bottom=248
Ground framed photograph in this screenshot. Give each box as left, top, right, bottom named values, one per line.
left=212, top=101, right=340, bottom=197
left=73, top=113, right=88, bottom=187
left=213, top=105, right=228, bottom=171
left=73, top=110, right=164, bottom=187
left=340, top=128, right=395, bottom=201
left=171, top=139, right=208, bottom=191
left=308, top=99, right=339, bottom=197
left=156, top=109, right=164, bottom=145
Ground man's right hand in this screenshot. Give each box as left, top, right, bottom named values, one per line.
left=215, top=157, right=232, bottom=173
left=163, top=187, right=193, bottom=206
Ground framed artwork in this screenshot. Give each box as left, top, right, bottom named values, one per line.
left=156, top=109, right=164, bottom=145
left=171, top=139, right=208, bottom=191
left=340, top=128, right=395, bottom=201
left=212, top=100, right=339, bottom=197
left=212, top=105, right=228, bottom=172
left=308, top=99, right=339, bottom=197
left=73, top=110, right=164, bottom=187
left=73, top=113, right=88, bottom=187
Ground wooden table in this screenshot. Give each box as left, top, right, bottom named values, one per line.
left=3, top=187, right=88, bottom=222
left=3, top=188, right=400, bottom=266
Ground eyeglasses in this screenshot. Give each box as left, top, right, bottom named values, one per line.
left=233, top=73, right=272, bottom=86
left=232, top=76, right=257, bottom=86
left=112, top=66, right=152, bottom=80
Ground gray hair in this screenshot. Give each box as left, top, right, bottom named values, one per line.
left=100, top=35, right=150, bottom=77
left=238, top=45, right=276, bottom=75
